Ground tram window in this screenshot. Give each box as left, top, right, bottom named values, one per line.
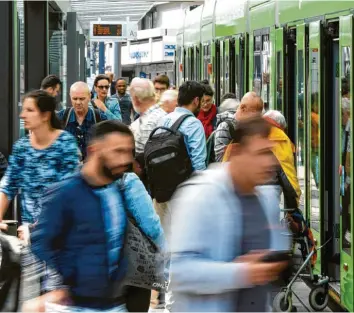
left=240, top=39, right=244, bottom=101
left=185, top=50, right=189, bottom=81
left=220, top=42, right=224, bottom=98
left=203, top=45, right=211, bottom=80
left=310, top=47, right=320, bottom=232
left=262, top=35, right=270, bottom=110
left=235, top=53, right=240, bottom=100
left=191, top=48, right=195, bottom=80
left=297, top=50, right=305, bottom=212
left=341, top=46, right=351, bottom=254
left=254, top=53, right=262, bottom=97
left=196, top=47, right=200, bottom=81
left=225, top=48, right=229, bottom=94
left=255, top=35, right=262, bottom=51
left=277, top=51, right=283, bottom=111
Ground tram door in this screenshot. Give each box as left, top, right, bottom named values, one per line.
left=275, top=27, right=285, bottom=113
left=308, top=20, right=323, bottom=275
left=339, top=15, right=353, bottom=311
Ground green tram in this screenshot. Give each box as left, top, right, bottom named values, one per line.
left=175, top=0, right=354, bottom=311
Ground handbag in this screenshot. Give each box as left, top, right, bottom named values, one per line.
left=118, top=176, right=166, bottom=291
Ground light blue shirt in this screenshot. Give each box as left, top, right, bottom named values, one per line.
left=157, top=107, right=207, bottom=171
left=92, top=96, right=122, bottom=121
left=169, top=164, right=291, bottom=312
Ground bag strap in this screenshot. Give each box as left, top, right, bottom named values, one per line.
left=63, top=108, right=73, bottom=128
left=225, top=119, right=236, bottom=140
left=94, top=109, right=101, bottom=124
left=170, top=114, right=192, bottom=133
left=116, top=175, right=159, bottom=251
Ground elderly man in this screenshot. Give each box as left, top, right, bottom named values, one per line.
left=263, top=110, right=301, bottom=209
left=215, top=91, right=264, bottom=162
left=57, top=81, right=107, bottom=160
left=130, top=77, right=167, bottom=156
left=160, top=90, right=178, bottom=113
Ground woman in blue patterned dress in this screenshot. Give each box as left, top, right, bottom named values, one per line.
left=0, top=90, right=80, bottom=304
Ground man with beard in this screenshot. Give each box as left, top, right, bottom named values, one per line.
left=29, top=120, right=164, bottom=312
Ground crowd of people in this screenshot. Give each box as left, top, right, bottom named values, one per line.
left=0, top=72, right=304, bottom=312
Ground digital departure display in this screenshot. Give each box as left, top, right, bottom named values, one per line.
left=92, top=24, right=123, bottom=37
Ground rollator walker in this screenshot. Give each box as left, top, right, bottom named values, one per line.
left=272, top=208, right=331, bottom=312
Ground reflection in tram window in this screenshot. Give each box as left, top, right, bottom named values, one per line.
left=262, top=35, right=270, bottom=110
left=277, top=51, right=283, bottom=111
left=297, top=50, right=305, bottom=212
left=235, top=53, right=240, bottom=100
left=253, top=35, right=262, bottom=97
left=341, top=47, right=351, bottom=253
left=253, top=35, right=270, bottom=110
left=310, top=91, right=320, bottom=232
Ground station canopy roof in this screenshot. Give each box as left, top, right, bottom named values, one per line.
left=70, top=0, right=202, bottom=30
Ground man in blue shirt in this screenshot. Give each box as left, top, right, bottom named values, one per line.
left=154, top=81, right=206, bottom=310
left=57, top=82, right=107, bottom=160
left=157, top=80, right=207, bottom=172
left=112, top=78, right=134, bottom=125
left=30, top=121, right=164, bottom=312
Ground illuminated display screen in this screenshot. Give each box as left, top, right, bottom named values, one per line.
left=92, top=24, right=123, bottom=37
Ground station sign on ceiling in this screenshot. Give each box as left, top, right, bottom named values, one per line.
left=90, top=21, right=137, bottom=42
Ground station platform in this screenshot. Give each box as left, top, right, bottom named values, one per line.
left=149, top=281, right=334, bottom=312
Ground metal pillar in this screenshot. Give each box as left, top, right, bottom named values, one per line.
left=66, top=12, right=78, bottom=106
left=79, top=34, right=85, bottom=81
left=24, top=1, right=48, bottom=91
left=99, top=42, right=105, bottom=74
left=114, top=42, right=122, bottom=79
left=0, top=2, right=18, bottom=223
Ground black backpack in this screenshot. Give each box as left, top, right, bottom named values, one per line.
left=144, top=114, right=193, bottom=202
left=62, top=107, right=102, bottom=128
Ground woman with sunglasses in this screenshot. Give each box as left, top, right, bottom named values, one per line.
left=92, top=74, right=122, bottom=121
left=0, top=90, right=80, bottom=305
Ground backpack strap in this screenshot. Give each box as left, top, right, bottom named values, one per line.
left=94, top=109, right=101, bottom=124
left=170, top=114, right=192, bottom=133
left=224, top=119, right=236, bottom=140
left=63, top=108, right=73, bottom=128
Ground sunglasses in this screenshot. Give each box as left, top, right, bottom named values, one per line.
left=97, top=85, right=109, bottom=90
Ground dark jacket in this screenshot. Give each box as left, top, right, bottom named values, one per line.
left=31, top=172, right=164, bottom=307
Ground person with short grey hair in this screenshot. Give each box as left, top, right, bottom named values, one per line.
left=263, top=110, right=287, bottom=130
left=160, top=90, right=178, bottom=113
left=129, top=77, right=167, bottom=156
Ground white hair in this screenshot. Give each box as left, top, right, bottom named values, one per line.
left=70, top=81, right=90, bottom=95
left=342, top=97, right=350, bottom=112
left=263, top=110, right=287, bottom=129
left=130, top=77, right=155, bottom=102
left=160, top=90, right=178, bottom=103
left=219, top=98, right=240, bottom=113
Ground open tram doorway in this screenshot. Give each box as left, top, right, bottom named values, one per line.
left=322, top=21, right=340, bottom=287
left=320, top=18, right=353, bottom=309
left=293, top=19, right=353, bottom=308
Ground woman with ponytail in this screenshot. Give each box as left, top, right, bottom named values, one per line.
left=0, top=90, right=80, bottom=306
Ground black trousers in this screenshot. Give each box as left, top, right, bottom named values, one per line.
left=125, top=286, right=151, bottom=312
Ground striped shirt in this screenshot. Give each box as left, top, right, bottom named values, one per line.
left=131, top=104, right=167, bottom=155
left=214, top=111, right=237, bottom=162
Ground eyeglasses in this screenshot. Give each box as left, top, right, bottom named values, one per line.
left=97, top=85, right=109, bottom=90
